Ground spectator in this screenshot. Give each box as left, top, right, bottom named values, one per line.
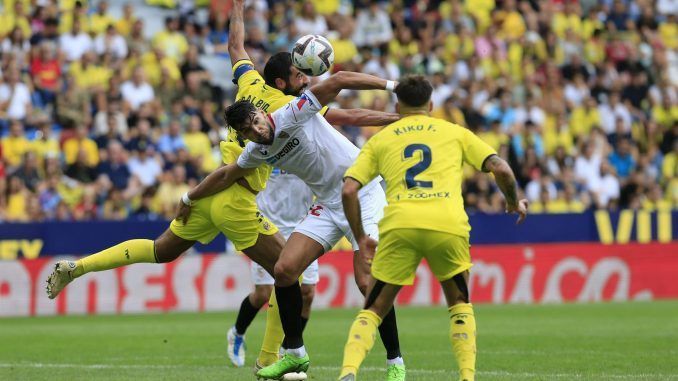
left=1, top=120, right=30, bottom=169
left=58, top=18, right=93, bottom=62
left=575, top=142, right=603, bottom=191
left=97, top=141, right=131, bottom=190
left=56, top=74, right=92, bottom=128
left=152, top=17, right=188, bottom=63
left=30, top=42, right=61, bottom=107
left=127, top=146, right=162, bottom=188
left=12, top=151, right=41, bottom=192
left=121, top=67, right=155, bottom=112
left=608, top=138, right=637, bottom=180
left=294, top=1, right=327, bottom=36
left=0, top=68, right=32, bottom=123
left=158, top=119, right=187, bottom=156
left=89, top=0, right=115, bottom=36
left=5, top=176, right=29, bottom=221
left=65, top=150, right=99, bottom=184
left=2, top=27, right=31, bottom=69
left=353, top=2, right=393, bottom=47
left=153, top=165, right=190, bottom=218
left=63, top=126, right=99, bottom=167
left=94, top=24, right=129, bottom=61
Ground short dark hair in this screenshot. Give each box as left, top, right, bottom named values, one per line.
left=224, top=100, right=257, bottom=132
left=394, top=75, right=432, bottom=107
left=264, top=52, right=292, bottom=88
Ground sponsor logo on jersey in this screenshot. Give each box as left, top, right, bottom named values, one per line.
left=278, top=131, right=290, bottom=139
left=258, top=147, right=269, bottom=155
left=265, top=138, right=300, bottom=164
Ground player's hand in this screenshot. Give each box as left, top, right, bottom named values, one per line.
left=506, top=199, right=528, bottom=224
left=175, top=201, right=193, bottom=225
left=358, top=236, right=378, bottom=266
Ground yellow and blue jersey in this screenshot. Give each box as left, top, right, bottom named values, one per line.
left=345, top=115, right=496, bottom=238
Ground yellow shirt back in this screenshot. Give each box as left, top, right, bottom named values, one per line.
left=345, top=115, right=496, bottom=237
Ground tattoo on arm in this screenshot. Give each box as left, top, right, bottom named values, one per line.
left=484, top=155, right=519, bottom=207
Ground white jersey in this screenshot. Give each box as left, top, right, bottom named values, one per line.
left=256, top=168, right=313, bottom=233
left=237, top=90, right=380, bottom=208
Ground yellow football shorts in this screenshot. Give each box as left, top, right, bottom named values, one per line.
left=170, top=185, right=278, bottom=251
left=371, top=228, right=472, bottom=286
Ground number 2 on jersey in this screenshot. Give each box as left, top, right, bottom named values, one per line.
left=403, top=144, right=433, bottom=189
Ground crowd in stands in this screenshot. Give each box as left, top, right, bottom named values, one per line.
left=0, top=0, right=676, bottom=223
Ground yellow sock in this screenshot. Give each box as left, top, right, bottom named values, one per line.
left=339, top=309, right=381, bottom=378
left=257, top=290, right=285, bottom=366
left=449, top=303, right=477, bottom=381
left=75, top=239, right=156, bottom=277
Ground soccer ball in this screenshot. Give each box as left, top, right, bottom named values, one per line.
left=291, top=35, right=334, bottom=76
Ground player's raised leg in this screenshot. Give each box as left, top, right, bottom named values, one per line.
left=46, top=228, right=195, bottom=299
left=256, top=233, right=323, bottom=379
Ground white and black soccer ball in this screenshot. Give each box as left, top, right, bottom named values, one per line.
left=291, top=35, right=334, bottom=76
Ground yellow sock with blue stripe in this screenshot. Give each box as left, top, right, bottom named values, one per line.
left=257, top=290, right=285, bottom=366
left=74, top=239, right=156, bottom=277
left=449, top=303, right=476, bottom=381
left=340, top=309, right=382, bottom=378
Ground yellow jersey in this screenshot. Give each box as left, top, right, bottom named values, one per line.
left=233, top=59, right=295, bottom=114
left=345, top=115, right=496, bottom=238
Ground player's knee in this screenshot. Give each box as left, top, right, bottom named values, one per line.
left=273, top=261, right=298, bottom=286
left=301, top=285, right=315, bottom=307
left=354, top=276, right=370, bottom=296
left=153, top=241, right=181, bottom=263
left=252, top=285, right=273, bottom=307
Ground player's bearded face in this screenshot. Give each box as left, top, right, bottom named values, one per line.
left=284, top=66, right=310, bottom=96
left=244, top=110, right=274, bottom=145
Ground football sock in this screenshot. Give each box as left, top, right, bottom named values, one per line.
left=449, top=303, right=476, bottom=381
left=379, top=307, right=402, bottom=360
left=340, top=309, right=381, bottom=377
left=257, top=291, right=285, bottom=366
left=275, top=283, right=304, bottom=349
left=301, top=316, right=309, bottom=332
left=235, top=295, right=260, bottom=335
left=75, top=239, right=155, bottom=277
left=286, top=345, right=307, bottom=358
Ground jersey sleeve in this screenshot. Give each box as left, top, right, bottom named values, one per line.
left=344, top=138, right=379, bottom=186
left=236, top=142, right=265, bottom=169
left=232, top=59, right=263, bottom=87
left=219, top=141, right=243, bottom=164
left=462, top=127, right=497, bottom=172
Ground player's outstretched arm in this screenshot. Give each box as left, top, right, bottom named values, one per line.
left=175, top=163, right=254, bottom=223
left=190, top=163, right=252, bottom=200
left=228, top=0, right=250, bottom=66
left=482, top=154, right=528, bottom=224
left=325, top=108, right=400, bottom=127
left=309, top=71, right=395, bottom=106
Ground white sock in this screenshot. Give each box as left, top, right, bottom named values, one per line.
left=287, top=345, right=307, bottom=358
left=387, top=356, right=404, bottom=366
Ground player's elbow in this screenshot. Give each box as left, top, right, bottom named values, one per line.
left=330, top=71, right=351, bottom=88
left=341, top=180, right=360, bottom=201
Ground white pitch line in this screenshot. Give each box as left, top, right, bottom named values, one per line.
left=1, top=363, right=677, bottom=379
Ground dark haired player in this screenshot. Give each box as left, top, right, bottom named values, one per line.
left=176, top=70, right=408, bottom=380
left=338, top=75, right=528, bottom=381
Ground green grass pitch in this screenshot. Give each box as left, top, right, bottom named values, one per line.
left=1, top=301, right=677, bottom=381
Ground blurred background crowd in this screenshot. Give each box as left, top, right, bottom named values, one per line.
left=0, top=0, right=676, bottom=223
